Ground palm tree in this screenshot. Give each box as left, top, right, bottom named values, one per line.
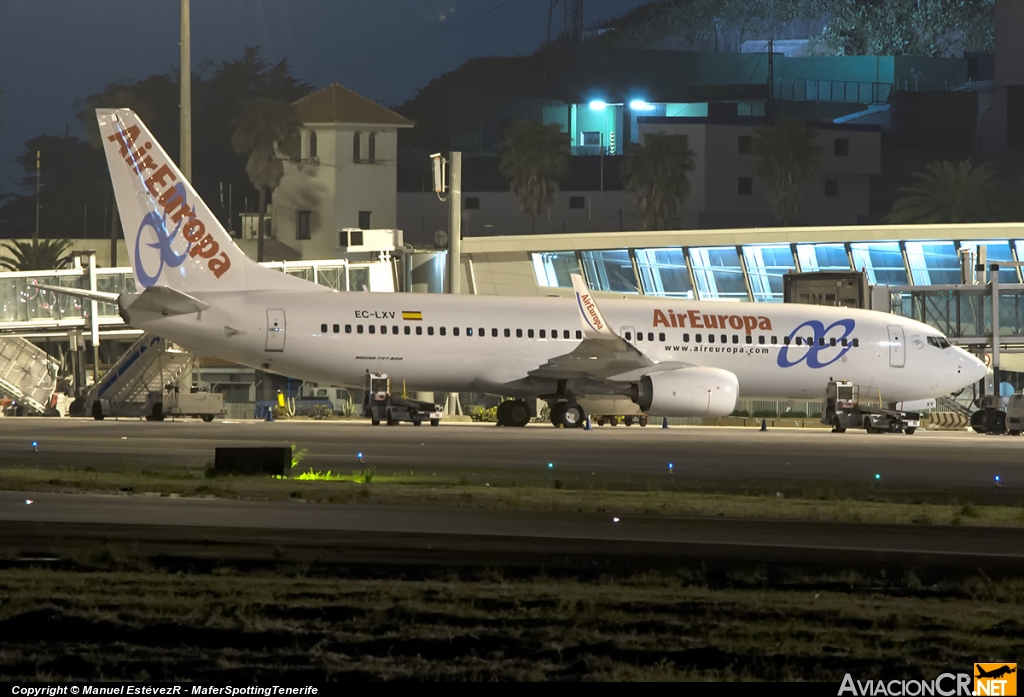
left=752, top=119, right=822, bottom=226
left=498, top=121, right=570, bottom=233
left=0, top=239, right=72, bottom=271
left=885, top=160, right=1019, bottom=224
left=231, top=98, right=302, bottom=262
left=621, top=133, right=695, bottom=230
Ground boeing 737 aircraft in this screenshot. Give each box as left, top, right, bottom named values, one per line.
left=72, top=108, right=986, bottom=428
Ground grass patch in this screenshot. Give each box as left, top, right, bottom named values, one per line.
left=0, top=565, right=1021, bottom=681
left=1, top=463, right=1022, bottom=528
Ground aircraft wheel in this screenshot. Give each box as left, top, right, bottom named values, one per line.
left=552, top=402, right=584, bottom=428
left=496, top=401, right=512, bottom=426
left=831, top=417, right=846, bottom=433
left=92, top=401, right=104, bottom=421
left=624, top=416, right=634, bottom=426
left=970, top=410, right=988, bottom=433
left=507, top=400, right=531, bottom=427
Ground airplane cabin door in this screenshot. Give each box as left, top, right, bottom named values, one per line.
left=266, top=309, right=286, bottom=352
left=887, top=325, right=905, bottom=368
left=621, top=326, right=637, bottom=344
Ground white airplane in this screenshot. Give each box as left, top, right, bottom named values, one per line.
left=68, top=108, right=986, bottom=428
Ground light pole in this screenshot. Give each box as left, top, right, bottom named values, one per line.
left=180, top=0, right=191, bottom=179
left=34, top=150, right=40, bottom=240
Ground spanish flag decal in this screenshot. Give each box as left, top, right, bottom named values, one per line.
left=402, top=311, right=423, bottom=321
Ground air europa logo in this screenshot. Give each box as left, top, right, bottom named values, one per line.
left=107, top=125, right=231, bottom=286
left=652, top=309, right=771, bottom=335
left=578, top=292, right=603, bottom=330
left=777, top=319, right=856, bottom=369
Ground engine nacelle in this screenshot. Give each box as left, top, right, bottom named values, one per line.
left=632, top=367, right=739, bottom=417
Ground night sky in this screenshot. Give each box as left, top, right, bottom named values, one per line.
left=0, top=0, right=649, bottom=195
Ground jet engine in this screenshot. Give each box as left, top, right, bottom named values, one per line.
left=631, top=367, right=739, bottom=416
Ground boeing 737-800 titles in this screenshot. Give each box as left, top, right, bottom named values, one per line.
left=69, top=109, right=985, bottom=428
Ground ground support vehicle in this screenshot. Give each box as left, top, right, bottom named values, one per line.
left=971, top=394, right=1024, bottom=435
left=822, top=380, right=920, bottom=434
left=362, top=372, right=442, bottom=426
left=94, top=385, right=224, bottom=422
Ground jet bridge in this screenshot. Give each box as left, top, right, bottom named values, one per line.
left=85, top=333, right=196, bottom=420
left=0, top=336, right=60, bottom=415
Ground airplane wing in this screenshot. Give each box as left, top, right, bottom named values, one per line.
left=528, top=274, right=690, bottom=382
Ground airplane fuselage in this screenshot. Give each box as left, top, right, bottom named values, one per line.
left=126, top=288, right=980, bottom=404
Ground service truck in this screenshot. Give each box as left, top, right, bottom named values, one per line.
left=821, top=380, right=920, bottom=434
left=362, top=372, right=442, bottom=426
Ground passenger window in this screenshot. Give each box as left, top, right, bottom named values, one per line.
left=732, top=335, right=739, bottom=344
left=491, top=328, right=498, bottom=337
left=539, top=329, right=546, bottom=339
left=721, top=334, right=727, bottom=343
left=393, top=326, right=399, bottom=334
left=683, top=333, right=689, bottom=342
left=819, top=337, right=826, bottom=346
left=334, top=324, right=341, bottom=333
left=659, top=332, right=666, bottom=342
left=357, top=325, right=364, bottom=334
left=345, top=324, right=352, bottom=334
left=830, top=338, right=836, bottom=347
left=784, top=336, right=791, bottom=345
left=404, top=326, right=411, bottom=335
left=564, top=330, right=571, bottom=339
left=708, top=334, right=715, bottom=344
left=551, top=329, right=557, bottom=338
left=646, top=332, right=652, bottom=341
left=795, top=337, right=802, bottom=346
left=745, top=335, right=752, bottom=345
left=635, top=332, right=642, bottom=342
left=504, top=328, right=511, bottom=338
left=380, top=325, right=386, bottom=334
left=575, top=330, right=582, bottom=339
left=479, top=328, right=485, bottom=337
left=440, top=327, right=447, bottom=336
left=528, top=329, right=534, bottom=338
left=771, top=336, right=777, bottom=345
left=516, top=329, right=523, bottom=338
left=695, top=333, right=702, bottom=342
left=453, top=327, right=459, bottom=336
left=625, top=331, right=632, bottom=341
left=320, top=323, right=327, bottom=333
left=467, top=328, right=473, bottom=336
left=370, top=325, right=378, bottom=335
left=428, top=327, right=434, bottom=336
left=758, top=335, right=765, bottom=345
left=841, top=338, right=848, bottom=347
left=852, top=338, right=859, bottom=347
left=416, top=326, right=423, bottom=336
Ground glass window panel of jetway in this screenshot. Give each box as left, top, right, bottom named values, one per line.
left=580, top=250, right=639, bottom=293
left=689, top=246, right=749, bottom=300
left=635, top=248, right=694, bottom=298
left=850, top=242, right=908, bottom=285
left=905, top=241, right=960, bottom=285
left=996, top=291, right=1024, bottom=339
left=795, top=243, right=851, bottom=272
left=742, top=244, right=795, bottom=302
left=315, top=266, right=345, bottom=291
left=960, top=240, right=1019, bottom=284
left=532, top=252, right=580, bottom=289
left=348, top=266, right=369, bottom=292
left=96, top=272, right=136, bottom=318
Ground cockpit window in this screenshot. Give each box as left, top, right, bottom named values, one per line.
left=927, top=336, right=952, bottom=349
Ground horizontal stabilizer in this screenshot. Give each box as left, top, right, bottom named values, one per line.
left=36, top=284, right=120, bottom=304
left=122, top=285, right=211, bottom=317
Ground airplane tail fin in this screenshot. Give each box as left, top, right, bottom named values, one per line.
left=96, top=108, right=305, bottom=294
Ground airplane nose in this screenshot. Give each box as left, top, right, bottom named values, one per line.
left=962, top=353, right=988, bottom=384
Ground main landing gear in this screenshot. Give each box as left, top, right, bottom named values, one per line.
left=496, top=399, right=531, bottom=427
left=550, top=401, right=586, bottom=429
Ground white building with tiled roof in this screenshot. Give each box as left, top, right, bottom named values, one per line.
left=268, top=83, right=415, bottom=260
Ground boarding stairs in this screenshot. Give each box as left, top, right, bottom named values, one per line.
left=85, top=334, right=195, bottom=413
left=0, top=336, right=59, bottom=415
left=929, top=395, right=974, bottom=430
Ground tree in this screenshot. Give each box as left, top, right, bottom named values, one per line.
left=231, top=98, right=302, bottom=262
left=621, top=133, right=695, bottom=230
left=0, top=239, right=71, bottom=271
left=752, top=119, right=821, bottom=226
left=498, top=121, right=570, bottom=233
left=885, top=160, right=1019, bottom=224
